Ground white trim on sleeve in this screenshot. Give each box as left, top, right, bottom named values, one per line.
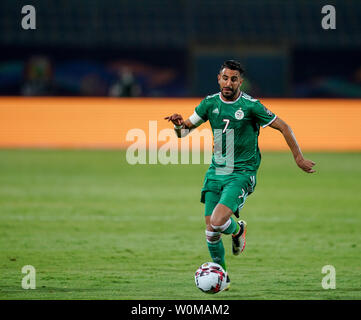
left=189, top=111, right=205, bottom=127
left=262, top=115, right=277, bottom=128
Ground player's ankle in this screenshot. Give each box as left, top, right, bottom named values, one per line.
left=232, top=223, right=243, bottom=237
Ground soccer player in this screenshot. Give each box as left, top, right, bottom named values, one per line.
left=165, top=60, right=316, bottom=289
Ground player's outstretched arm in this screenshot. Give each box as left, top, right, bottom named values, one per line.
left=269, top=117, right=316, bottom=173
left=164, top=113, right=196, bottom=138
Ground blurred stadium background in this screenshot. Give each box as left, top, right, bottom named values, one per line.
left=0, top=0, right=360, bottom=150
left=0, top=0, right=360, bottom=98
left=1, top=0, right=361, bottom=300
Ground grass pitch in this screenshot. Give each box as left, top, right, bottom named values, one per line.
left=0, top=150, right=360, bottom=300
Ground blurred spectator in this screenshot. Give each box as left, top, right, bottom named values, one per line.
left=108, top=67, right=141, bottom=97
left=21, top=56, right=54, bottom=96
left=80, top=73, right=107, bottom=96
left=353, top=65, right=361, bottom=84
left=294, top=66, right=361, bottom=98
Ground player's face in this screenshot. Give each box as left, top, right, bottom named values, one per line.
left=218, top=68, right=243, bottom=100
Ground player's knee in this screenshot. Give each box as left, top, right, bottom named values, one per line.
left=209, top=215, right=221, bottom=228
left=210, top=204, right=233, bottom=230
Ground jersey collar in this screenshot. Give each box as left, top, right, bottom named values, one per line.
left=218, top=91, right=242, bottom=104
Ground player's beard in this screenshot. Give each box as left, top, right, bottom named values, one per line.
left=222, top=87, right=236, bottom=100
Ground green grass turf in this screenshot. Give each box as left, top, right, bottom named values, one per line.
left=0, top=150, right=360, bottom=300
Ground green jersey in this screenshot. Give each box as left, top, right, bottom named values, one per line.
left=192, top=91, right=277, bottom=173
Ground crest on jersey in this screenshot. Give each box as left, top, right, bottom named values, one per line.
left=234, top=108, right=244, bottom=120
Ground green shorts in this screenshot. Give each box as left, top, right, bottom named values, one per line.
left=201, top=169, right=257, bottom=216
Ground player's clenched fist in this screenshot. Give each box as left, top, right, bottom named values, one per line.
left=164, top=113, right=184, bottom=126
left=296, top=158, right=316, bottom=173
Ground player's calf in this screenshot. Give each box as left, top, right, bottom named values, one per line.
left=205, top=230, right=227, bottom=271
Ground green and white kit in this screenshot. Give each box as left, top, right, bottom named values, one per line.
left=189, top=91, right=277, bottom=215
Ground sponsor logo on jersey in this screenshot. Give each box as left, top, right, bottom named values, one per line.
left=234, top=108, right=244, bottom=120
left=212, top=108, right=219, bottom=114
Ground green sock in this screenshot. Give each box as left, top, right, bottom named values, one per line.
left=207, top=239, right=227, bottom=271
left=222, top=217, right=240, bottom=235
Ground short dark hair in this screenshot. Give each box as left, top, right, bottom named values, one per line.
left=220, top=60, right=244, bottom=77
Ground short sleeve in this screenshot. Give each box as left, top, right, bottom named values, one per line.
left=195, top=99, right=209, bottom=122
left=252, top=101, right=277, bottom=128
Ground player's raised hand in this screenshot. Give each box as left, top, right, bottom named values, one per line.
left=296, top=157, right=316, bottom=173
left=164, top=113, right=184, bottom=127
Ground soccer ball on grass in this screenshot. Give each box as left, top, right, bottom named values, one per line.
left=194, top=262, right=227, bottom=294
